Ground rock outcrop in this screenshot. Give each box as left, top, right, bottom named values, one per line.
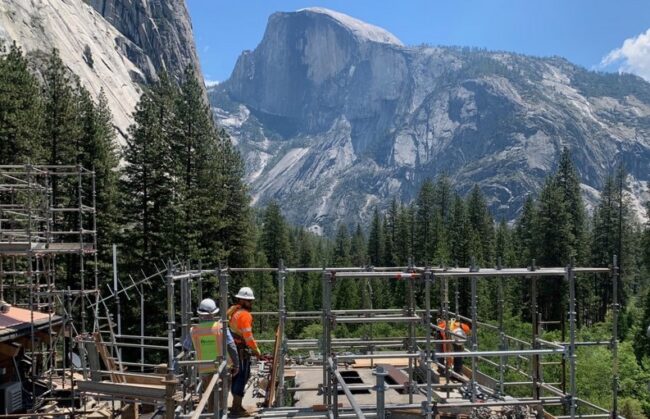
left=0, top=0, right=145, bottom=138
left=210, top=8, right=650, bottom=233
left=0, top=0, right=203, bottom=140
left=88, top=0, right=202, bottom=83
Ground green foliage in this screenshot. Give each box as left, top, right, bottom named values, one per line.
left=0, top=42, right=44, bottom=163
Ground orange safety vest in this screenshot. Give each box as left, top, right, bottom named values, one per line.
left=437, top=320, right=471, bottom=367
left=190, top=320, right=227, bottom=374
left=227, top=304, right=260, bottom=354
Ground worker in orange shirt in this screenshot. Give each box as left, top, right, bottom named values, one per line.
left=228, top=287, right=261, bottom=416
left=436, top=318, right=471, bottom=374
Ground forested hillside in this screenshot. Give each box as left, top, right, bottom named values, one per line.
left=2, top=41, right=650, bottom=417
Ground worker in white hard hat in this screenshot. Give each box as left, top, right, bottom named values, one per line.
left=227, top=287, right=261, bottom=416
left=183, top=298, right=239, bottom=413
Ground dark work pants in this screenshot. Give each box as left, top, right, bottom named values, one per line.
left=231, top=351, right=251, bottom=397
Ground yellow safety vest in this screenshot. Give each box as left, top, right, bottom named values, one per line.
left=190, top=321, right=226, bottom=374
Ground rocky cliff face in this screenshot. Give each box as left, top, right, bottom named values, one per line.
left=210, top=8, right=650, bottom=234
left=88, top=0, right=202, bottom=83
left=0, top=0, right=202, bottom=139
left=0, top=0, right=145, bottom=138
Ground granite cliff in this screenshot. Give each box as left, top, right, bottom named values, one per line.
left=210, top=8, right=650, bottom=234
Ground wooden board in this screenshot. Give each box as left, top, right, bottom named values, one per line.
left=264, top=326, right=282, bottom=407
left=352, top=357, right=410, bottom=368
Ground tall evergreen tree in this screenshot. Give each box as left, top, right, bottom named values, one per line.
left=261, top=201, right=290, bottom=268
left=514, top=195, right=537, bottom=266
left=535, top=178, right=573, bottom=320
left=554, top=148, right=587, bottom=263
left=415, top=180, right=435, bottom=264
left=591, top=168, right=637, bottom=319
left=367, top=208, right=385, bottom=266
left=121, top=74, right=176, bottom=267
left=78, top=89, right=120, bottom=266
left=0, top=42, right=43, bottom=163
left=466, top=185, right=495, bottom=266
left=448, top=194, right=469, bottom=266
left=42, top=49, right=83, bottom=203
left=394, top=205, right=412, bottom=265
left=350, top=224, right=367, bottom=266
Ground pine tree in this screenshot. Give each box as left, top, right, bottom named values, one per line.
left=215, top=129, right=253, bottom=267
left=121, top=74, right=176, bottom=267
left=591, top=167, right=637, bottom=319
left=394, top=204, right=412, bottom=265
left=367, top=208, right=385, bottom=266
left=415, top=180, right=435, bottom=264
left=535, top=178, right=573, bottom=320
left=77, top=89, right=119, bottom=267
left=448, top=194, right=469, bottom=266
left=554, top=148, right=587, bottom=263
left=261, top=201, right=290, bottom=268
left=642, top=202, right=650, bottom=278
left=172, top=66, right=225, bottom=262
left=350, top=224, right=367, bottom=266
left=333, top=224, right=351, bottom=266
left=514, top=195, right=537, bottom=266
left=333, top=224, right=360, bottom=309
left=466, top=185, right=495, bottom=266
left=0, top=42, right=43, bottom=163
left=42, top=49, right=83, bottom=203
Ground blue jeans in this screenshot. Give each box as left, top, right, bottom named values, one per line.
left=231, top=352, right=250, bottom=397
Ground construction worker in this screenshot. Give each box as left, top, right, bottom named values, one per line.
left=436, top=318, right=471, bottom=374
left=184, top=298, right=239, bottom=413
left=228, top=286, right=261, bottom=416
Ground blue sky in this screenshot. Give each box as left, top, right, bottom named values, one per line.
left=186, top=0, right=650, bottom=84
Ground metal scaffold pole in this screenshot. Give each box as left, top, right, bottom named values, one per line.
left=219, top=267, right=229, bottom=416
left=165, top=260, right=178, bottom=419
left=611, top=255, right=619, bottom=419
left=567, top=263, right=577, bottom=419
left=424, top=268, right=434, bottom=419
left=470, top=261, right=478, bottom=403
left=277, top=259, right=287, bottom=407
left=321, top=269, right=333, bottom=407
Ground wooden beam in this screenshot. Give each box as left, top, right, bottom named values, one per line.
left=0, top=341, right=21, bottom=358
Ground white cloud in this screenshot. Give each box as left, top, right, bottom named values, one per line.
left=205, top=79, right=220, bottom=88
left=600, top=28, right=650, bottom=81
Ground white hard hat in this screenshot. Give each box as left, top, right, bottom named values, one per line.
left=235, top=287, right=255, bottom=301
left=197, top=298, right=219, bottom=315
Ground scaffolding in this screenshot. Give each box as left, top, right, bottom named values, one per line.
left=0, top=164, right=99, bottom=412
left=73, top=261, right=619, bottom=419
left=0, top=166, right=624, bottom=419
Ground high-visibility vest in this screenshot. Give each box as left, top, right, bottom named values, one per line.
left=437, top=320, right=471, bottom=367
left=227, top=305, right=260, bottom=354
left=190, top=321, right=226, bottom=374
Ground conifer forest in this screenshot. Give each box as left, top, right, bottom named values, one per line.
left=2, top=42, right=650, bottom=417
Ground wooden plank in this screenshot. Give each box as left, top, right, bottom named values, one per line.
left=93, top=332, right=125, bottom=383
left=77, top=380, right=168, bottom=401
left=376, top=363, right=409, bottom=387
left=352, top=357, right=409, bottom=368
left=117, top=372, right=165, bottom=386
left=264, top=326, right=282, bottom=407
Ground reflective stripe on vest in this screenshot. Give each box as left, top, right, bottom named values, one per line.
left=228, top=306, right=250, bottom=347
left=191, top=321, right=224, bottom=374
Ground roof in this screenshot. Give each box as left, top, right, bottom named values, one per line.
left=0, top=306, right=61, bottom=342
